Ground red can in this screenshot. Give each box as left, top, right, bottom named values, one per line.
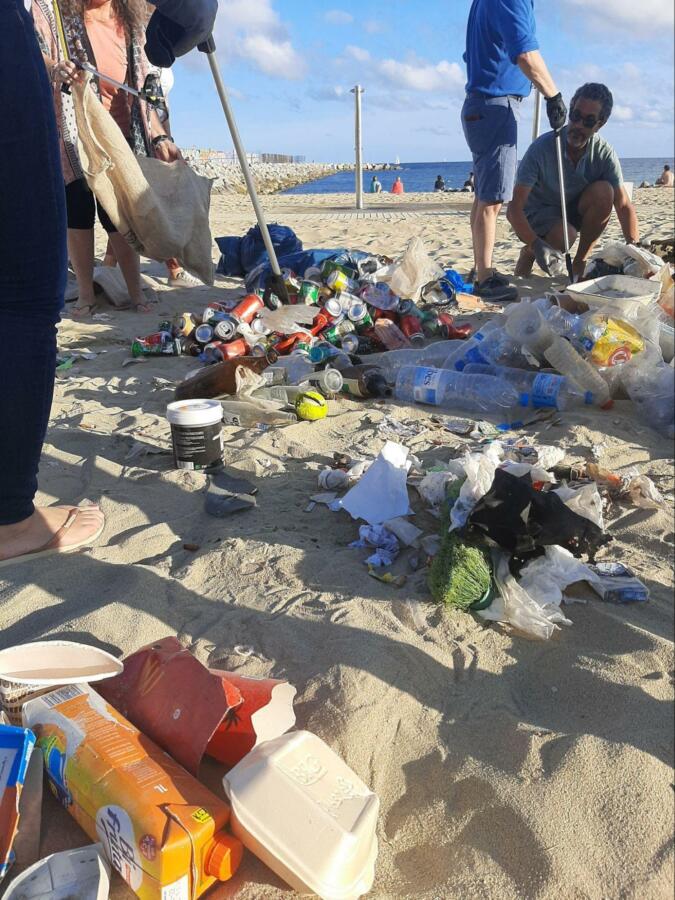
left=311, top=311, right=335, bottom=335
left=438, top=313, right=472, bottom=340
left=399, top=314, right=425, bottom=346
left=373, top=309, right=397, bottom=322
left=231, top=293, right=264, bottom=325
left=220, top=338, right=250, bottom=360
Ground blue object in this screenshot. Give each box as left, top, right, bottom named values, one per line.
left=0, top=724, right=36, bottom=879
left=443, top=269, right=473, bottom=295
left=461, top=95, right=520, bottom=203
left=215, top=236, right=245, bottom=278
left=0, top=0, right=66, bottom=526
left=464, top=0, right=538, bottom=98
left=517, top=128, right=624, bottom=236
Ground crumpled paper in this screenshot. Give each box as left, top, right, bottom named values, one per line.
left=350, top=524, right=400, bottom=567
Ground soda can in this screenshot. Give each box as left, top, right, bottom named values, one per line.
left=323, top=296, right=344, bottom=319
left=373, top=308, right=397, bottom=322
left=213, top=316, right=239, bottom=342
left=327, top=269, right=358, bottom=294
left=397, top=299, right=415, bottom=316
left=281, top=267, right=301, bottom=293
left=251, top=338, right=272, bottom=357
left=340, top=333, right=360, bottom=354
left=304, top=266, right=322, bottom=282
left=437, top=313, right=472, bottom=340
left=347, top=301, right=372, bottom=325
left=311, top=311, right=335, bottom=334
left=194, top=323, right=215, bottom=345
left=231, top=293, right=264, bottom=324
left=299, top=280, right=320, bottom=305
left=324, top=320, right=356, bottom=345
left=250, top=318, right=271, bottom=336
left=220, top=338, right=249, bottom=360
left=158, top=320, right=173, bottom=334
left=399, top=315, right=425, bottom=346
left=174, top=312, right=197, bottom=338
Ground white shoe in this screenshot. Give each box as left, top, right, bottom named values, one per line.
left=168, top=269, right=202, bottom=288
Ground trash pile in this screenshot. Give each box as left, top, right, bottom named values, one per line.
left=0, top=637, right=379, bottom=899
left=316, top=434, right=662, bottom=642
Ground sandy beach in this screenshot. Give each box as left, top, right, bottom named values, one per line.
left=1, top=187, right=673, bottom=899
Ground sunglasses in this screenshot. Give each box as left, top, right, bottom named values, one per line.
left=569, top=109, right=603, bottom=128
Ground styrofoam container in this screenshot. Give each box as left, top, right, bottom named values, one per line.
left=3, top=844, right=110, bottom=899
left=565, top=274, right=660, bottom=312
left=223, top=731, right=379, bottom=900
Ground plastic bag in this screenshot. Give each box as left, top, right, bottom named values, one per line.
left=450, top=442, right=503, bottom=531
left=387, top=237, right=445, bottom=302
left=554, top=482, right=605, bottom=529
left=477, top=552, right=572, bottom=640
left=518, top=545, right=596, bottom=608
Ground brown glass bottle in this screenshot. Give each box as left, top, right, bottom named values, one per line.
left=175, top=355, right=276, bottom=401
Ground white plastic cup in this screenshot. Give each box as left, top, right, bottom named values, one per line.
left=166, top=399, right=223, bottom=470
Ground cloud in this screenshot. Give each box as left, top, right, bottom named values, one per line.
left=363, top=19, right=384, bottom=33
left=557, top=0, right=674, bottom=37
left=377, top=58, right=464, bottom=93
left=210, top=0, right=306, bottom=79
left=307, top=85, right=350, bottom=102
left=345, top=45, right=372, bottom=63
left=612, top=105, right=633, bottom=121
left=325, top=9, right=354, bottom=25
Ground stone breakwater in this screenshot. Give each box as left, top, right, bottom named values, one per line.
left=184, top=155, right=351, bottom=195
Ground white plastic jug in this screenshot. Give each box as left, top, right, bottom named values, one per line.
left=223, top=731, right=379, bottom=899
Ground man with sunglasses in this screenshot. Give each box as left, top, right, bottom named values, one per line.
left=508, top=82, right=639, bottom=280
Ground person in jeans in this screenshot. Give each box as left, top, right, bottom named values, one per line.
left=462, top=0, right=566, bottom=301
left=0, top=0, right=214, bottom=565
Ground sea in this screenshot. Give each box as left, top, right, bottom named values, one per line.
left=283, top=158, right=675, bottom=195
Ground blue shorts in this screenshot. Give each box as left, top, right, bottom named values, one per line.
left=461, top=94, right=521, bottom=203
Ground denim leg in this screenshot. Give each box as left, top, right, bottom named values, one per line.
left=0, top=0, right=67, bottom=525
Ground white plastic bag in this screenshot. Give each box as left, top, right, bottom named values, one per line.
left=387, top=237, right=444, bottom=302
left=450, top=443, right=503, bottom=530
left=554, top=483, right=605, bottom=529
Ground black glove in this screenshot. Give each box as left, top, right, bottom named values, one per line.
left=263, top=272, right=290, bottom=310
left=531, top=238, right=565, bottom=276
left=546, top=92, right=567, bottom=133
left=145, top=0, right=217, bottom=67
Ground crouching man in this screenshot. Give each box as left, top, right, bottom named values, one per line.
left=507, top=83, right=639, bottom=279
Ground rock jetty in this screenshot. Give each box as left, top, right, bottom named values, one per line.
left=184, top=155, right=349, bottom=195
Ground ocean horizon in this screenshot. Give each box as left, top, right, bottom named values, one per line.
left=284, top=157, right=675, bottom=195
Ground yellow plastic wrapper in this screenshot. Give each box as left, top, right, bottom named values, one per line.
left=587, top=317, right=644, bottom=367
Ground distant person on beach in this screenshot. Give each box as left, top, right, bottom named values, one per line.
left=33, top=0, right=185, bottom=317
left=463, top=172, right=475, bottom=191
left=508, top=83, right=640, bottom=280
left=462, top=0, right=565, bottom=301
left=656, top=164, right=674, bottom=187
left=371, top=175, right=383, bottom=194
left=0, top=0, right=213, bottom=565
left=434, top=175, right=446, bottom=192
left=391, top=176, right=404, bottom=195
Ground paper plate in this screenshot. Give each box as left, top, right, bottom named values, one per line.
left=0, top=641, right=123, bottom=687
left=3, top=844, right=110, bottom=900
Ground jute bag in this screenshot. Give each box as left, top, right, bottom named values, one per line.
left=72, top=77, right=215, bottom=285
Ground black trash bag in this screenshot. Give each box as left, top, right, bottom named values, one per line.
left=467, top=469, right=612, bottom=563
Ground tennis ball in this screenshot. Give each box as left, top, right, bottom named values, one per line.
left=295, top=390, right=328, bottom=422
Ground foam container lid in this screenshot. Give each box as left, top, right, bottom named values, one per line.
left=3, top=844, right=110, bottom=900
left=223, top=730, right=379, bottom=900
left=0, top=641, right=123, bottom=687
left=565, top=274, right=660, bottom=309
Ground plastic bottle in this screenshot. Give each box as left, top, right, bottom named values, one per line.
left=504, top=303, right=555, bottom=355
left=441, top=320, right=500, bottom=370
left=463, top=363, right=595, bottom=410
left=544, top=336, right=612, bottom=407
left=349, top=341, right=463, bottom=380
left=395, top=366, right=520, bottom=412
left=443, top=320, right=528, bottom=371
left=541, top=305, right=584, bottom=340
left=622, top=361, right=674, bottom=438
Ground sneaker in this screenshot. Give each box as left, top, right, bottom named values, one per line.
left=474, top=272, right=519, bottom=303
left=168, top=269, right=202, bottom=288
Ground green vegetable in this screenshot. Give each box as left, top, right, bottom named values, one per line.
left=428, top=503, right=494, bottom=611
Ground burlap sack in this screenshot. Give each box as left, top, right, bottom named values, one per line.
left=72, top=78, right=215, bottom=285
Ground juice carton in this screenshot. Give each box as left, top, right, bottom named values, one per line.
left=23, top=685, right=242, bottom=900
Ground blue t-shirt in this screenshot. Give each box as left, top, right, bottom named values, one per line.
left=464, top=0, right=539, bottom=97
left=517, top=128, right=623, bottom=214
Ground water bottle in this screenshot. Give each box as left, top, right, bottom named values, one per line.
left=622, top=361, right=674, bottom=438
left=350, top=342, right=463, bottom=380
left=544, top=336, right=612, bottom=407
left=504, top=303, right=554, bottom=356
left=464, top=363, right=595, bottom=410
left=441, top=320, right=501, bottom=370
left=541, top=305, right=584, bottom=340
left=394, top=367, right=520, bottom=413
left=266, top=352, right=313, bottom=385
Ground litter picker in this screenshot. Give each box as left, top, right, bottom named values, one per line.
left=554, top=129, right=576, bottom=284
left=198, top=36, right=289, bottom=307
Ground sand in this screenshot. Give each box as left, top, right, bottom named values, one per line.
left=1, top=187, right=673, bottom=899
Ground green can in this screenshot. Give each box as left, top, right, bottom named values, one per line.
left=299, top=280, right=320, bottom=305
left=323, top=320, right=356, bottom=345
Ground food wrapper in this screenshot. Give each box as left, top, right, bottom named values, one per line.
left=99, top=638, right=295, bottom=773
left=584, top=317, right=644, bottom=367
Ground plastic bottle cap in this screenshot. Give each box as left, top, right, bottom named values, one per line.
left=205, top=832, right=244, bottom=881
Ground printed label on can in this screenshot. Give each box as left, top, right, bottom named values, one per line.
left=413, top=367, right=443, bottom=404
left=531, top=373, right=562, bottom=408
left=96, top=805, right=144, bottom=891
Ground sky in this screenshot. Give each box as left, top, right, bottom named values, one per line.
left=168, top=0, right=675, bottom=162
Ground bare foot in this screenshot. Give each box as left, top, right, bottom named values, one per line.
left=0, top=506, right=105, bottom=564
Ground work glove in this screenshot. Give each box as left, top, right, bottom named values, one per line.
left=531, top=238, right=566, bottom=276
left=546, top=92, right=567, bottom=133
left=145, top=0, right=217, bottom=67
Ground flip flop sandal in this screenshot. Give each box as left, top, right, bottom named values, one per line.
left=70, top=303, right=98, bottom=319
left=0, top=506, right=105, bottom=569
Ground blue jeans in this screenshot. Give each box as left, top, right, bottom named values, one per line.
left=461, top=93, right=521, bottom=203
left=0, top=0, right=66, bottom=525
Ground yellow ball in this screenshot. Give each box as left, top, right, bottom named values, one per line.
left=295, top=390, right=328, bottom=421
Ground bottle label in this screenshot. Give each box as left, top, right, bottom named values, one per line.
left=413, top=367, right=442, bottom=404
left=531, top=373, right=563, bottom=408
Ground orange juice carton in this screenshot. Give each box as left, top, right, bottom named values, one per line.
left=23, top=685, right=242, bottom=900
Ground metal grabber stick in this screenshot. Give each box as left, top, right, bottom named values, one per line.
left=554, top=128, right=576, bottom=284
left=198, top=36, right=288, bottom=306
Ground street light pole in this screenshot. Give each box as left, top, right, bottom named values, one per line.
left=351, top=85, right=364, bottom=210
